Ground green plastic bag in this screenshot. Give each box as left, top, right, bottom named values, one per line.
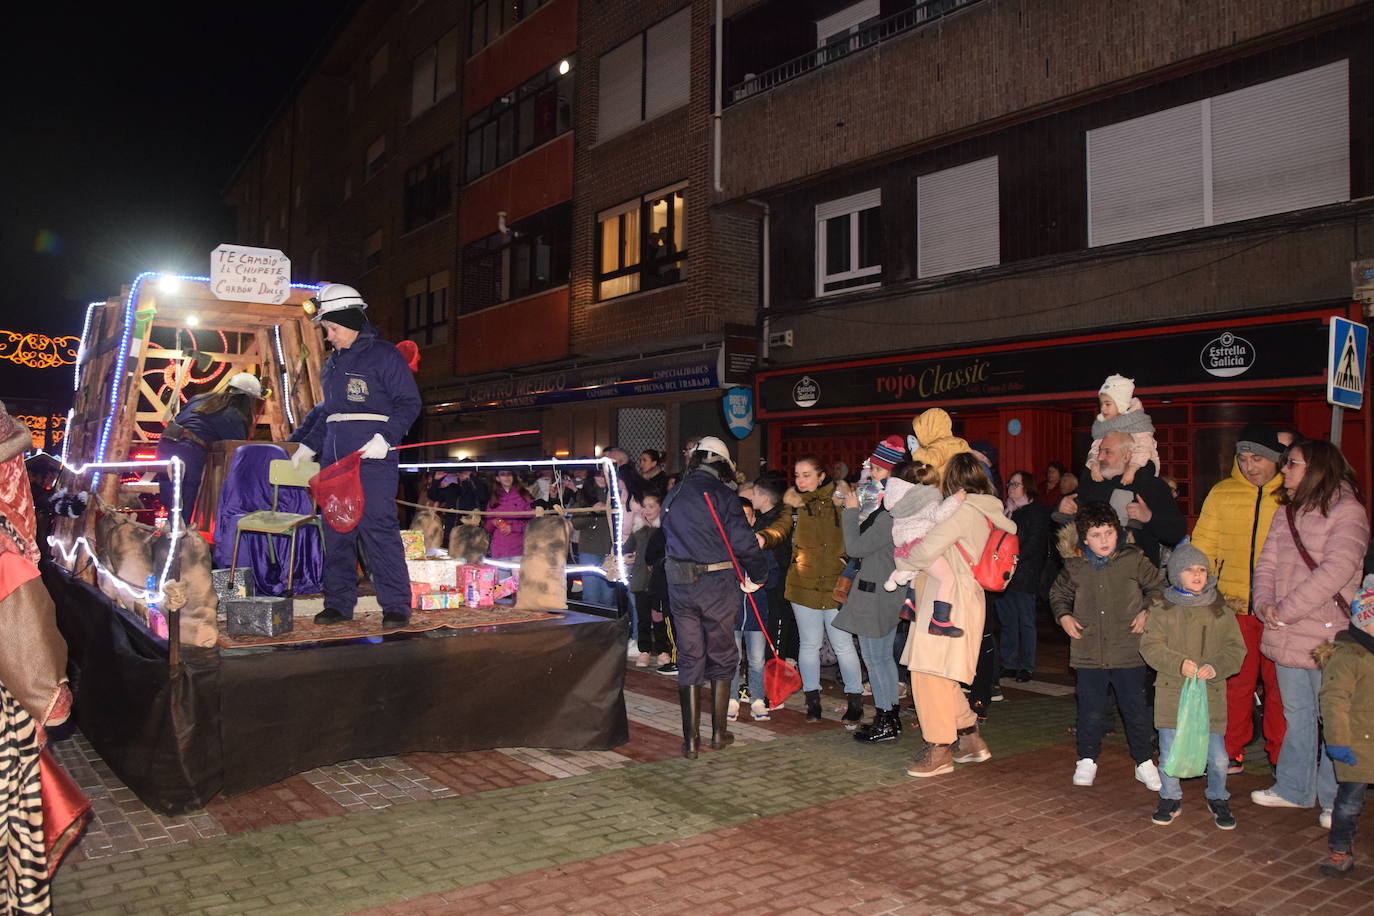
left=1163, top=676, right=1209, bottom=779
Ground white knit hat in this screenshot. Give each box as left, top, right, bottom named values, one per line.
left=1099, top=374, right=1135, bottom=414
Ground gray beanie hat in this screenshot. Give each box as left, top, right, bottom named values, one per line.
left=1166, top=540, right=1212, bottom=590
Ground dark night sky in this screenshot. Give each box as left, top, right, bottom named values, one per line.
left=0, top=3, right=350, bottom=405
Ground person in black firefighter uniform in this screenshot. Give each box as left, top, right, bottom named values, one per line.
left=660, top=436, right=768, bottom=758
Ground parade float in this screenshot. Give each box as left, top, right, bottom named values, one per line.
left=41, top=252, right=629, bottom=815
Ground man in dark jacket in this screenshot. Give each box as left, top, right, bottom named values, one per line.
left=1060, top=430, right=1184, bottom=566
left=661, top=436, right=767, bottom=758
left=747, top=474, right=796, bottom=664
left=427, top=470, right=488, bottom=543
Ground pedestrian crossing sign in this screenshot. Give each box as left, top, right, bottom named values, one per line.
left=1328, top=317, right=1368, bottom=409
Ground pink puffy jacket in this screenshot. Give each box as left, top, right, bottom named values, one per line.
left=1255, top=485, right=1369, bottom=669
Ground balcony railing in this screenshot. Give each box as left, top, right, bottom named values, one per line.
left=727, top=0, right=987, bottom=105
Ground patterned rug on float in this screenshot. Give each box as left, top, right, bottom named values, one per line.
left=217, top=605, right=563, bottom=648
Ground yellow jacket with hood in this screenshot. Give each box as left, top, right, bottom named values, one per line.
left=1188, top=459, right=1283, bottom=607
left=911, top=408, right=971, bottom=476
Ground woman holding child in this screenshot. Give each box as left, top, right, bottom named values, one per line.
left=900, top=452, right=1017, bottom=777
left=1251, top=439, right=1369, bottom=826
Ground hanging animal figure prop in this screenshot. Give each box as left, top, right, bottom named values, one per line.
left=408, top=507, right=444, bottom=554
left=450, top=512, right=492, bottom=565
left=93, top=508, right=217, bottom=648
left=514, top=511, right=569, bottom=611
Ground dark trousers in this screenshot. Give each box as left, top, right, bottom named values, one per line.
left=322, top=458, right=412, bottom=618
left=156, top=440, right=206, bottom=525
left=766, top=586, right=798, bottom=661
left=1330, top=781, right=1369, bottom=854
left=1075, top=665, right=1154, bottom=763
left=634, top=590, right=670, bottom=656
left=669, top=571, right=740, bottom=687
left=967, top=597, right=998, bottom=716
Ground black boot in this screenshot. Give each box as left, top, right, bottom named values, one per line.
left=888, top=704, right=903, bottom=736
left=678, top=685, right=701, bottom=759
left=805, top=689, right=822, bottom=722
left=841, top=693, right=865, bottom=730
left=854, top=708, right=900, bottom=743
left=928, top=600, right=964, bottom=638
left=709, top=680, right=735, bottom=750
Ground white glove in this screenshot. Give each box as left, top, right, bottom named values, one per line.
left=290, top=445, right=315, bottom=468
left=358, top=433, right=391, bottom=460
left=740, top=575, right=762, bottom=594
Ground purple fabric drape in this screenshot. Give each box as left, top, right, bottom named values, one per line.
left=211, top=444, right=324, bottom=596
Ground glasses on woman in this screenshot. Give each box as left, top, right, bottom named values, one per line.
left=1284, top=457, right=1307, bottom=468
left=1008, top=480, right=1025, bottom=489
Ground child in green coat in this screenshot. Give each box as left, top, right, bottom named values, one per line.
left=1313, top=583, right=1374, bottom=877
left=1139, top=541, right=1246, bottom=830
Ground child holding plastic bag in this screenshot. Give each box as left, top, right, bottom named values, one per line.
left=1312, top=575, right=1374, bottom=877
left=1139, top=541, right=1246, bottom=829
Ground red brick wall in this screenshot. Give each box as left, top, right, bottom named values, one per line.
left=570, top=0, right=759, bottom=358
left=458, top=134, right=575, bottom=246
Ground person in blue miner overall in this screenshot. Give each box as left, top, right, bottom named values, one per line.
left=157, top=372, right=264, bottom=524
left=288, top=283, right=421, bottom=630
left=660, top=436, right=768, bottom=758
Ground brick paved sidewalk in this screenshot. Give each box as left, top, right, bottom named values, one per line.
left=49, top=662, right=1371, bottom=915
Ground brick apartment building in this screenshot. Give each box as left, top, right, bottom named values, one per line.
left=721, top=0, right=1374, bottom=512
left=227, top=0, right=760, bottom=469
left=225, top=0, right=1374, bottom=502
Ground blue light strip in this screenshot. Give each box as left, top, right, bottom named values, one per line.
left=89, top=272, right=323, bottom=486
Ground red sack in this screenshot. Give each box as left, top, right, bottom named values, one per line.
left=956, top=520, right=1019, bottom=592
left=309, top=452, right=364, bottom=533
left=40, top=746, right=91, bottom=874
left=764, top=656, right=802, bottom=706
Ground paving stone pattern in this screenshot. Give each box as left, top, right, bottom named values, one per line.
left=48, top=660, right=1373, bottom=915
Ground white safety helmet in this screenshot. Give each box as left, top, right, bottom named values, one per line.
left=694, top=435, right=736, bottom=472
left=226, top=373, right=264, bottom=398
left=304, top=283, right=368, bottom=321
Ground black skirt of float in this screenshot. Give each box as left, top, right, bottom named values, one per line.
left=42, top=561, right=629, bottom=815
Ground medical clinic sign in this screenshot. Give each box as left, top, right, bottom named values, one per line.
left=210, top=244, right=291, bottom=304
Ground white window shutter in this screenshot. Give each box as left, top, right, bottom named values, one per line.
left=816, top=0, right=879, bottom=45
left=1088, top=102, right=1205, bottom=247
left=435, top=29, right=458, bottom=102
left=645, top=8, right=691, bottom=120
left=1211, top=60, right=1349, bottom=225
left=598, top=37, right=643, bottom=142
left=411, top=47, right=436, bottom=117
left=917, top=156, right=1000, bottom=278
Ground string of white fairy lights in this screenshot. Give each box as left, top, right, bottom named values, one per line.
left=398, top=456, right=629, bottom=585
left=29, top=450, right=185, bottom=606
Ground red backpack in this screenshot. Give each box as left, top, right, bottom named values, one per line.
left=955, top=519, right=1019, bottom=592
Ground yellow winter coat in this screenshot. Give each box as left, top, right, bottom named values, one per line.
left=1188, top=460, right=1283, bottom=606
left=757, top=481, right=848, bottom=610
left=911, top=408, right=971, bottom=476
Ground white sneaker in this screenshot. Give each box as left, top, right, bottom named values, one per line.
left=1073, top=757, right=1098, bottom=786
left=626, top=638, right=639, bottom=657
left=727, top=698, right=739, bottom=722
left=1320, top=808, right=1333, bottom=829
left=1250, top=787, right=1305, bottom=808
left=751, top=699, right=769, bottom=721
left=1135, top=760, right=1162, bottom=792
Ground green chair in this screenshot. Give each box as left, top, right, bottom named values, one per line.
left=230, top=458, right=322, bottom=596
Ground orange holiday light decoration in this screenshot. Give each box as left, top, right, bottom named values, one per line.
left=0, top=330, right=79, bottom=368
